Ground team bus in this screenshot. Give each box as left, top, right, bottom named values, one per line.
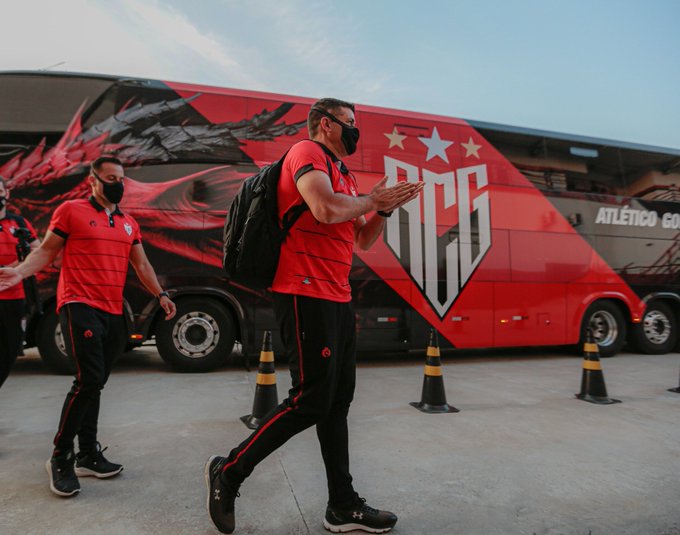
left=2, top=71, right=679, bottom=373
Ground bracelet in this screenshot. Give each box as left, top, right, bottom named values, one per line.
left=157, top=291, right=170, bottom=300
left=377, top=210, right=393, bottom=217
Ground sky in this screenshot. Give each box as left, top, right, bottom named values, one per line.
left=2, top=0, right=679, bottom=150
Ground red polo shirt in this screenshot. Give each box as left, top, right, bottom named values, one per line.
left=0, top=212, right=37, bottom=300
left=49, top=197, right=141, bottom=315
left=272, top=140, right=358, bottom=303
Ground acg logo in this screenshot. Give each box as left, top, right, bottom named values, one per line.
left=383, top=157, right=491, bottom=319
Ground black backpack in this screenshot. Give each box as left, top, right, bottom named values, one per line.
left=222, top=151, right=332, bottom=288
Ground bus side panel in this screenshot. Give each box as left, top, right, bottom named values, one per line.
left=493, top=283, right=567, bottom=346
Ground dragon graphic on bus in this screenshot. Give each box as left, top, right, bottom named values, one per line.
left=0, top=96, right=306, bottom=273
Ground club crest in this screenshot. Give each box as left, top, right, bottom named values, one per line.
left=374, top=126, right=492, bottom=320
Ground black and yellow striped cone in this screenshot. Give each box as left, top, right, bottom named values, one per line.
left=410, top=329, right=459, bottom=413
left=241, top=331, right=279, bottom=429
left=668, top=362, right=680, bottom=393
left=575, top=329, right=620, bottom=405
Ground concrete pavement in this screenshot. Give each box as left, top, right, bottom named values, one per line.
left=1, top=347, right=680, bottom=535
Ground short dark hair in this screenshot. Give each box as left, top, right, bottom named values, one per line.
left=307, top=98, right=355, bottom=137
left=91, top=156, right=123, bottom=173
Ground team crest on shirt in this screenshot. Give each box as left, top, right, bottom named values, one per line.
left=124, top=222, right=133, bottom=236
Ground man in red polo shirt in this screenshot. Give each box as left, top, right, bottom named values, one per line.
left=0, top=176, right=40, bottom=389
left=205, top=99, right=423, bottom=534
left=0, top=156, right=176, bottom=498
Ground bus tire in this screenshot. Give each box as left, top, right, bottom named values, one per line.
left=36, top=305, right=74, bottom=375
left=156, top=298, right=235, bottom=372
left=580, top=301, right=626, bottom=358
left=630, top=301, right=677, bottom=354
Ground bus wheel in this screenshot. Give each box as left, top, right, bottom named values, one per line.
left=35, top=306, right=74, bottom=375
left=155, top=298, right=235, bottom=372
left=630, top=301, right=677, bottom=354
left=580, top=301, right=626, bottom=357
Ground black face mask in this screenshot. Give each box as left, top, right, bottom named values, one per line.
left=92, top=170, right=124, bottom=204
left=312, top=107, right=360, bottom=155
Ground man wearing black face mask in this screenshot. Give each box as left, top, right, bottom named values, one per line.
left=0, top=176, right=40, bottom=389
left=206, top=99, right=423, bottom=534
left=0, top=156, right=176, bottom=498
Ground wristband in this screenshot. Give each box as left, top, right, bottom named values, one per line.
left=157, top=291, right=170, bottom=300
left=377, top=210, right=393, bottom=217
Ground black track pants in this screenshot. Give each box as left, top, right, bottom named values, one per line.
left=0, top=299, right=25, bottom=389
left=222, top=293, right=357, bottom=508
left=53, top=303, right=124, bottom=455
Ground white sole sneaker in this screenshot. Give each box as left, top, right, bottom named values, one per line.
left=74, top=465, right=123, bottom=478
left=46, top=460, right=80, bottom=497
left=323, top=518, right=393, bottom=533
left=204, top=455, right=218, bottom=516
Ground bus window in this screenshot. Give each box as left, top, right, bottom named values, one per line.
left=0, top=73, right=114, bottom=135
left=466, top=124, right=540, bottom=189
left=549, top=141, right=626, bottom=197
left=620, top=146, right=680, bottom=202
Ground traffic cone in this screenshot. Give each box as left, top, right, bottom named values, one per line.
left=241, top=331, right=279, bottom=429
left=575, top=329, right=620, bottom=404
left=668, top=361, right=680, bottom=393
left=410, top=329, right=459, bottom=413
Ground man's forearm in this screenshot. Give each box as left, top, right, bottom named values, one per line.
left=15, top=248, right=56, bottom=280
left=355, top=213, right=387, bottom=250
left=313, top=193, right=375, bottom=225
left=133, top=262, right=163, bottom=297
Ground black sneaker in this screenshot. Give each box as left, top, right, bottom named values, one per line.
left=205, top=455, right=240, bottom=534
left=75, top=442, right=123, bottom=478
left=323, top=497, right=398, bottom=533
left=46, top=450, right=80, bottom=497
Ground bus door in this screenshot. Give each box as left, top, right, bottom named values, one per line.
left=493, top=228, right=579, bottom=347
left=493, top=282, right=567, bottom=347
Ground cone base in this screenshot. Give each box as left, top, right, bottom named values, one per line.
left=667, top=387, right=680, bottom=393
left=575, top=394, right=621, bottom=405
left=240, top=413, right=266, bottom=430
left=410, top=401, right=459, bottom=413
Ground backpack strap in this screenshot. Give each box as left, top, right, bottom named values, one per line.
left=3, top=212, right=27, bottom=228
left=6, top=213, right=35, bottom=237
left=311, top=140, right=340, bottom=176
left=281, top=203, right=307, bottom=233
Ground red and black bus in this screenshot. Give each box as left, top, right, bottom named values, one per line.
left=2, top=71, right=679, bottom=373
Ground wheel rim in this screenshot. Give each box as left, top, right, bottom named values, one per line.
left=172, top=311, right=220, bottom=358
left=54, top=323, right=67, bottom=356
left=589, top=310, right=618, bottom=347
left=642, top=309, right=671, bottom=345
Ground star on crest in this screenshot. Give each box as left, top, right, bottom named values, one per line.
left=461, top=137, right=482, bottom=158
left=384, top=127, right=407, bottom=149
left=418, top=127, right=454, bottom=163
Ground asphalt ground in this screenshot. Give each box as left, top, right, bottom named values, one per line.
left=1, top=347, right=680, bottom=535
